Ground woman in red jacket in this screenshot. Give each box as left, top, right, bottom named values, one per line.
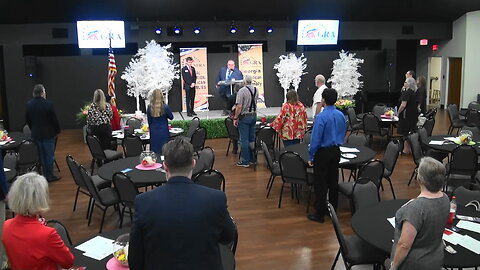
left=2, top=173, right=74, bottom=270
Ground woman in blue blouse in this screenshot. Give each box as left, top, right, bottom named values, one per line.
left=147, top=89, right=174, bottom=154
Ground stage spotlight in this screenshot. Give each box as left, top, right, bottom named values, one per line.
left=230, top=26, right=237, bottom=34
left=248, top=26, right=255, bottom=34
left=266, top=26, right=273, bottom=33
left=193, top=27, right=201, bottom=34
left=155, top=28, right=162, bottom=35
left=174, top=27, right=181, bottom=34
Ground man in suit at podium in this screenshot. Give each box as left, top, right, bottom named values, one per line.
left=216, top=59, right=243, bottom=115
left=182, top=57, right=197, bottom=117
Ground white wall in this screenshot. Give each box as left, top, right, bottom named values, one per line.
left=463, top=10, right=480, bottom=106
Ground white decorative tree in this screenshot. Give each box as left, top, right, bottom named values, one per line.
left=328, top=50, right=364, bottom=98
left=273, top=53, right=308, bottom=102
left=121, top=40, right=179, bottom=113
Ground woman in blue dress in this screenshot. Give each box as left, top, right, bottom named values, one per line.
left=147, top=89, right=174, bottom=154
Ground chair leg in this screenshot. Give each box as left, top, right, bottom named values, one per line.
left=73, top=187, right=80, bottom=212
left=266, top=174, right=273, bottom=190
left=387, top=177, right=396, bottom=199
left=266, top=175, right=276, bottom=199
left=99, top=207, right=108, bottom=233
left=119, top=205, right=126, bottom=229
left=330, top=249, right=340, bottom=270
left=90, top=158, right=96, bottom=175
left=341, top=169, right=345, bottom=182
left=278, top=183, right=284, bottom=208
left=407, top=167, right=417, bottom=186
left=306, top=186, right=312, bottom=213
left=226, top=140, right=231, bottom=156
left=86, top=197, right=93, bottom=219
left=88, top=202, right=95, bottom=226
left=54, top=159, right=60, bottom=172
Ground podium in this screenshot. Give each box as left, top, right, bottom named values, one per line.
left=217, top=79, right=244, bottom=96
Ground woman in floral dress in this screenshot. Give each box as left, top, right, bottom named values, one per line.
left=271, top=90, right=308, bottom=147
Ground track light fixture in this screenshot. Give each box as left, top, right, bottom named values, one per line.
left=230, top=21, right=237, bottom=34
left=248, top=26, right=255, bottom=34
left=193, top=27, right=201, bottom=34
left=155, top=27, right=162, bottom=35
left=266, top=26, right=273, bottom=33
left=174, top=26, right=181, bottom=34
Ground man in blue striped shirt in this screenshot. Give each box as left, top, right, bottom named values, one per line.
left=307, top=88, right=347, bottom=223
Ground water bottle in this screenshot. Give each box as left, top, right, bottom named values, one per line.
left=448, top=196, right=457, bottom=226
left=394, top=106, right=398, bottom=116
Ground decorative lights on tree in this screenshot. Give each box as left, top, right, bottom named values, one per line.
left=121, top=40, right=179, bottom=113
left=273, top=53, right=307, bottom=102
left=328, top=50, right=364, bottom=98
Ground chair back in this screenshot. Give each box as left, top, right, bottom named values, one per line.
left=460, top=125, right=480, bottom=138
left=362, top=113, right=381, bottom=136
left=228, top=219, right=239, bottom=255
left=4, top=151, right=17, bottom=182
left=78, top=165, right=102, bottom=203
left=186, top=117, right=200, bottom=138
left=126, top=117, right=142, bottom=130
left=347, top=107, right=358, bottom=126
left=358, top=160, right=384, bottom=189
left=279, top=151, right=310, bottom=185
left=303, top=129, right=312, bottom=145
left=46, top=220, right=73, bottom=247
left=86, top=135, right=106, bottom=160
left=22, top=125, right=31, bottom=137
left=407, top=132, right=423, bottom=165
left=453, top=186, right=480, bottom=207
left=327, top=203, right=350, bottom=258
left=346, top=134, right=368, bottom=146
left=352, top=178, right=379, bottom=212
left=66, top=155, right=87, bottom=190
left=197, top=146, right=215, bottom=171
left=261, top=141, right=275, bottom=171
left=449, top=145, right=478, bottom=177
left=112, top=172, right=139, bottom=208
left=424, top=108, right=437, bottom=120
left=448, top=104, right=460, bottom=121
left=191, top=127, right=207, bottom=152
left=372, top=104, right=386, bottom=117
left=256, top=126, right=276, bottom=151
left=468, top=101, right=480, bottom=111
left=17, top=140, right=40, bottom=173
left=225, top=118, right=239, bottom=141
left=423, top=117, right=435, bottom=136
left=122, top=136, right=143, bottom=157
left=382, top=140, right=400, bottom=176
left=466, top=109, right=480, bottom=127
left=418, top=128, right=430, bottom=153
left=193, top=169, right=226, bottom=191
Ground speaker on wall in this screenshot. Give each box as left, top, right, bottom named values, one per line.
left=24, top=56, right=36, bottom=77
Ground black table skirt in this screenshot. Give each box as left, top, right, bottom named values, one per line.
left=352, top=199, right=480, bottom=268
left=427, top=135, right=480, bottom=154
left=73, top=228, right=235, bottom=270
left=283, top=143, right=376, bottom=167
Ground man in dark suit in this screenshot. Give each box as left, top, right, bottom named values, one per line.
left=25, top=84, right=61, bottom=182
left=216, top=59, right=243, bottom=115
left=182, top=56, right=197, bottom=117
left=129, top=137, right=235, bottom=270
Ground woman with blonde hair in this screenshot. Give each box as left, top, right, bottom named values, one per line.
left=2, top=173, right=75, bottom=270
left=87, top=89, right=113, bottom=150
left=147, top=89, right=174, bottom=154
left=271, top=90, right=308, bottom=146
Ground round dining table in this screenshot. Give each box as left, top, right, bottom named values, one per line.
left=98, top=156, right=210, bottom=186
left=0, top=132, right=29, bottom=151
left=352, top=199, right=480, bottom=268
left=282, top=143, right=376, bottom=167
left=72, top=228, right=235, bottom=270
left=427, top=135, right=480, bottom=154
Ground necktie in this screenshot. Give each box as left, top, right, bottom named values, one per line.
left=227, top=70, right=232, bottom=80
left=188, top=67, right=192, bottom=76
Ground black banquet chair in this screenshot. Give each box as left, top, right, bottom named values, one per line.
left=407, top=132, right=424, bottom=186
left=262, top=141, right=281, bottom=198
left=362, top=113, right=389, bottom=144
left=126, top=117, right=142, bottom=130
left=86, top=135, right=123, bottom=175
left=225, top=117, right=239, bottom=156
left=46, top=220, right=73, bottom=248
left=328, top=203, right=387, bottom=270
left=447, top=104, right=466, bottom=134
left=193, top=169, right=226, bottom=192
left=17, top=140, right=41, bottom=175
left=122, top=135, right=143, bottom=157
left=445, top=144, right=478, bottom=195
left=381, top=140, right=400, bottom=199
left=191, top=127, right=207, bottom=153
left=112, top=172, right=139, bottom=228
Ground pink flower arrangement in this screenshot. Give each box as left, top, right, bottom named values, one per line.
left=335, top=99, right=355, bottom=110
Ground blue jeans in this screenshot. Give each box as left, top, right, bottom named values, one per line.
left=238, top=115, right=256, bottom=164
left=34, top=138, right=55, bottom=179
left=283, top=139, right=300, bottom=147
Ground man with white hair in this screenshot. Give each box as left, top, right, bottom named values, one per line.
left=233, top=75, right=258, bottom=167
left=312, top=74, right=327, bottom=117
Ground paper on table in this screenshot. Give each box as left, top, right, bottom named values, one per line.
left=3, top=168, right=10, bottom=172
left=456, top=220, right=480, bottom=234
left=339, top=146, right=360, bottom=153
left=0, top=141, right=9, bottom=146
left=339, top=158, right=349, bottom=164
left=442, top=229, right=462, bottom=245
left=112, top=130, right=123, bottom=135
left=444, top=137, right=456, bottom=141
left=429, top=140, right=444, bottom=145
left=458, top=235, right=480, bottom=254
left=387, top=217, right=395, bottom=228
left=75, top=236, right=114, bottom=260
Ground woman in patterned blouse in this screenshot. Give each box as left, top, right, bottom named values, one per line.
left=271, top=90, right=308, bottom=147
left=87, top=89, right=113, bottom=150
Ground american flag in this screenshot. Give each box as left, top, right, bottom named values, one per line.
left=107, top=40, right=117, bottom=106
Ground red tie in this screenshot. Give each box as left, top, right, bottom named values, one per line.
left=188, top=67, right=192, bottom=76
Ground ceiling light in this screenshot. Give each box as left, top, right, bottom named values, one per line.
left=230, top=26, right=237, bottom=34
left=174, top=27, right=181, bottom=34
left=266, top=26, right=273, bottom=33
left=248, top=26, right=255, bottom=34
left=193, top=27, right=201, bottom=34
left=155, top=28, right=162, bottom=35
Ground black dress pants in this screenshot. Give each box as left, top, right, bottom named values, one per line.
left=313, top=145, right=340, bottom=217
left=185, top=88, right=196, bottom=114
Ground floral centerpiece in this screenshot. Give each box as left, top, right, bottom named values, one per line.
left=76, top=104, right=90, bottom=123
left=334, top=99, right=355, bottom=110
